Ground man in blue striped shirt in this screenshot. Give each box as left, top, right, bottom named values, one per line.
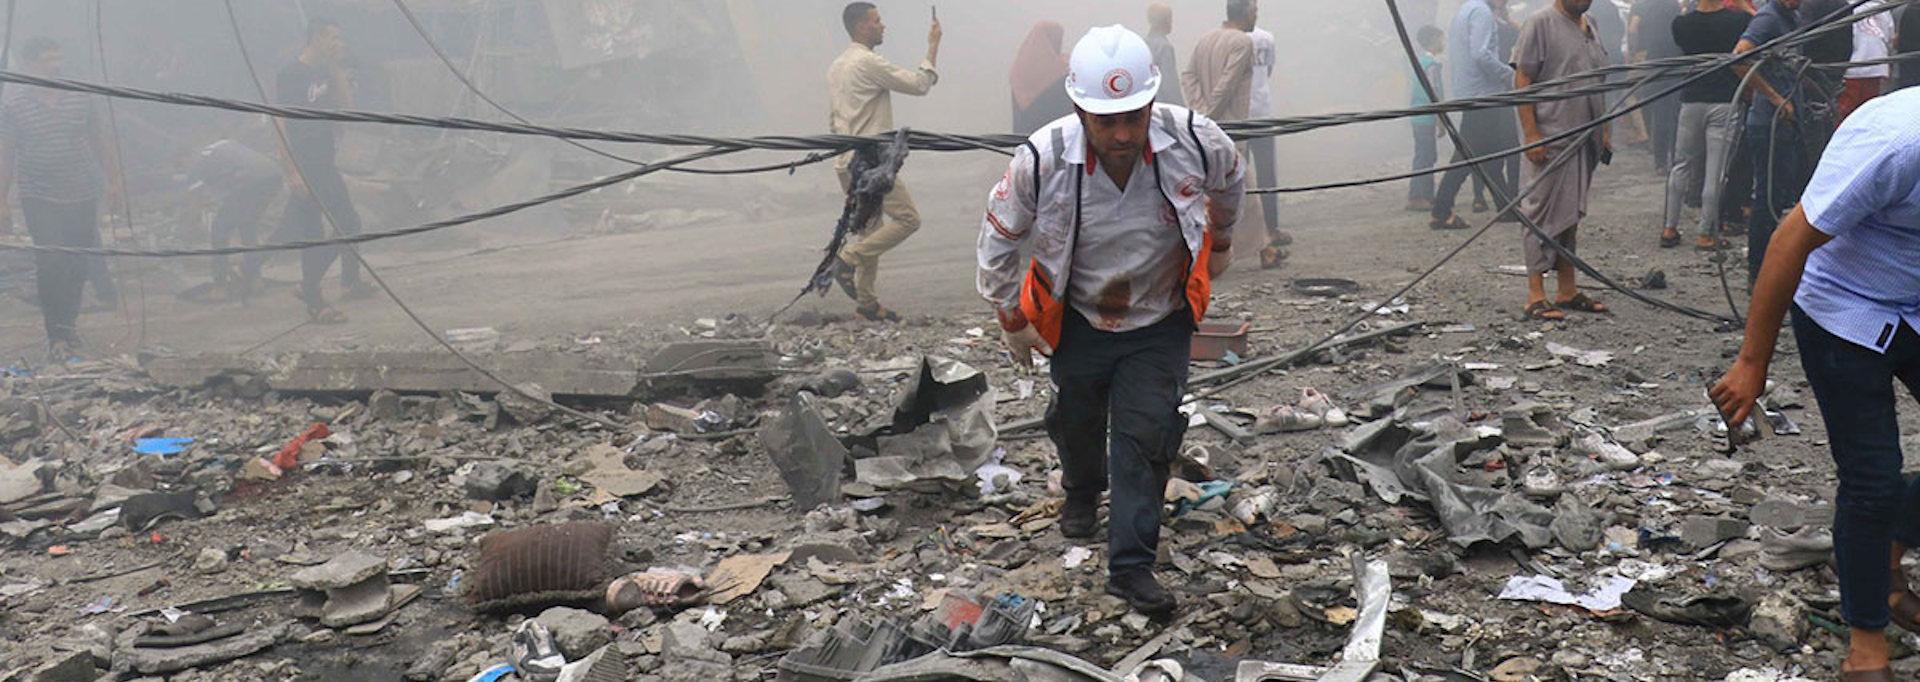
left=1712, top=87, right=1920, bottom=682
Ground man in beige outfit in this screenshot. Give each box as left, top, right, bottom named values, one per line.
left=826, top=1, right=941, bottom=322
left=1184, top=0, right=1281, bottom=268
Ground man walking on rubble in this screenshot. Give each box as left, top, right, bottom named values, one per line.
left=826, top=1, right=941, bottom=323
left=979, top=26, right=1244, bottom=615
left=0, top=37, right=124, bottom=359
left=1185, top=0, right=1281, bottom=269
left=1712, top=87, right=1920, bottom=682
left=273, top=17, right=371, bottom=325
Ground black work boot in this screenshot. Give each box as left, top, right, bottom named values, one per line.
left=1059, top=495, right=1097, bottom=539
left=1106, top=569, right=1176, bottom=615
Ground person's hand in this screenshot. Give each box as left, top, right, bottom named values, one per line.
left=1003, top=324, right=1052, bottom=370
left=1777, top=99, right=1796, bottom=122
left=1524, top=134, right=1548, bottom=164
left=929, top=18, right=943, bottom=46
left=1709, top=357, right=1768, bottom=432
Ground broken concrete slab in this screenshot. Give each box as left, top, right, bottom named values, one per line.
left=144, top=351, right=640, bottom=398
left=0, top=459, right=46, bottom=505
left=319, top=575, right=396, bottom=628
left=290, top=552, right=388, bottom=591
left=1682, top=516, right=1751, bottom=550
left=641, top=341, right=780, bottom=394
left=536, top=607, right=612, bottom=660
left=125, top=622, right=286, bottom=675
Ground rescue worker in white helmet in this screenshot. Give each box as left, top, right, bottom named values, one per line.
left=977, top=25, right=1245, bottom=616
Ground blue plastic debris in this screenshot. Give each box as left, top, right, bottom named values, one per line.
left=466, top=665, right=514, bottom=682
left=133, top=438, right=194, bottom=456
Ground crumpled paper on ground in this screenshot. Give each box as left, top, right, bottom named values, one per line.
left=1497, top=574, right=1637, bottom=612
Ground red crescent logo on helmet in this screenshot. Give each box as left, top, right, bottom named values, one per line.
left=1102, top=69, right=1133, bottom=98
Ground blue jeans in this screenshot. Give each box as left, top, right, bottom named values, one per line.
left=1410, top=121, right=1437, bottom=202
left=1747, top=123, right=1801, bottom=279
left=1792, top=307, right=1920, bottom=631
left=1046, top=309, right=1191, bottom=576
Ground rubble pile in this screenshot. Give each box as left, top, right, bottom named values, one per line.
left=0, top=291, right=1902, bottom=682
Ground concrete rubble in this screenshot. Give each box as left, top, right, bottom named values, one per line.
left=0, top=286, right=1901, bottom=682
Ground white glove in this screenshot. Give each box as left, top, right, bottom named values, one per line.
left=1003, top=325, right=1053, bottom=370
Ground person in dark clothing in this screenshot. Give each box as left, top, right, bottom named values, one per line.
left=186, top=138, right=282, bottom=298
left=1799, top=0, right=1855, bottom=66
left=1895, top=4, right=1920, bottom=90
left=1631, top=0, right=1686, bottom=169
left=273, top=17, right=369, bottom=325
left=0, top=37, right=123, bottom=358
left=1734, top=0, right=1806, bottom=279
left=1010, top=22, right=1072, bottom=135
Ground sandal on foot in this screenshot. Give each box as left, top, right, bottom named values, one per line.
left=1719, top=222, right=1747, bottom=237
left=856, top=304, right=901, bottom=323
left=1659, top=229, right=1681, bottom=248
left=1267, top=230, right=1295, bottom=247
left=1472, top=199, right=1490, bottom=213
left=1557, top=292, right=1610, bottom=314
left=1259, top=246, right=1288, bottom=269
left=1429, top=215, right=1470, bottom=231
left=1888, top=585, right=1920, bottom=635
left=1695, top=238, right=1732, bottom=252
left=831, top=258, right=858, bottom=301
left=1524, top=300, right=1566, bottom=321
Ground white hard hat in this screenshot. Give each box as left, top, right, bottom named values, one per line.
left=1065, top=25, right=1160, bottom=115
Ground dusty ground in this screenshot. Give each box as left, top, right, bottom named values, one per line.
left=1, top=137, right=1913, bottom=682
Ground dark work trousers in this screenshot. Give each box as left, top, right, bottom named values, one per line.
left=1046, top=309, right=1193, bottom=577
left=1433, top=108, right=1519, bottom=219
left=1251, top=135, right=1280, bottom=240
left=85, top=255, right=116, bottom=304
left=212, top=175, right=281, bottom=284
left=1646, top=90, right=1682, bottom=169
left=1746, top=121, right=1801, bottom=280
left=274, top=158, right=363, bottom=307
left=21, top=197, right=99, bottom=344
left=1409, top=120, right=1438, bottom=203
left=1791, top=307, right=1920, bottom=631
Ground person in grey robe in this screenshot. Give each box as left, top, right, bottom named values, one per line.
left=1513, top=0, right=1613, bottom=320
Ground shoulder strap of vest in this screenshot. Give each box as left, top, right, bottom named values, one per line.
left=1023, top=140, right=1041, bottom=203
left=1186, top=108, right=1210, bottom=178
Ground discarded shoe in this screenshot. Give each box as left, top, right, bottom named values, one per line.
left=510, top=620, right=567, bottom=682
left=1521, top=467, right=1564, bottom=499
left=604, top=571, right=705, bottom=613
left=1296, top=388, right=1350, bottom=427
left=1106, top=570, right=1176, bottom=615
left=1253, top=405, right=1322, bottom=434
left=1759, top=527, right=1833, bottom=572
left=1576, top=433, right=1641, bottom=471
